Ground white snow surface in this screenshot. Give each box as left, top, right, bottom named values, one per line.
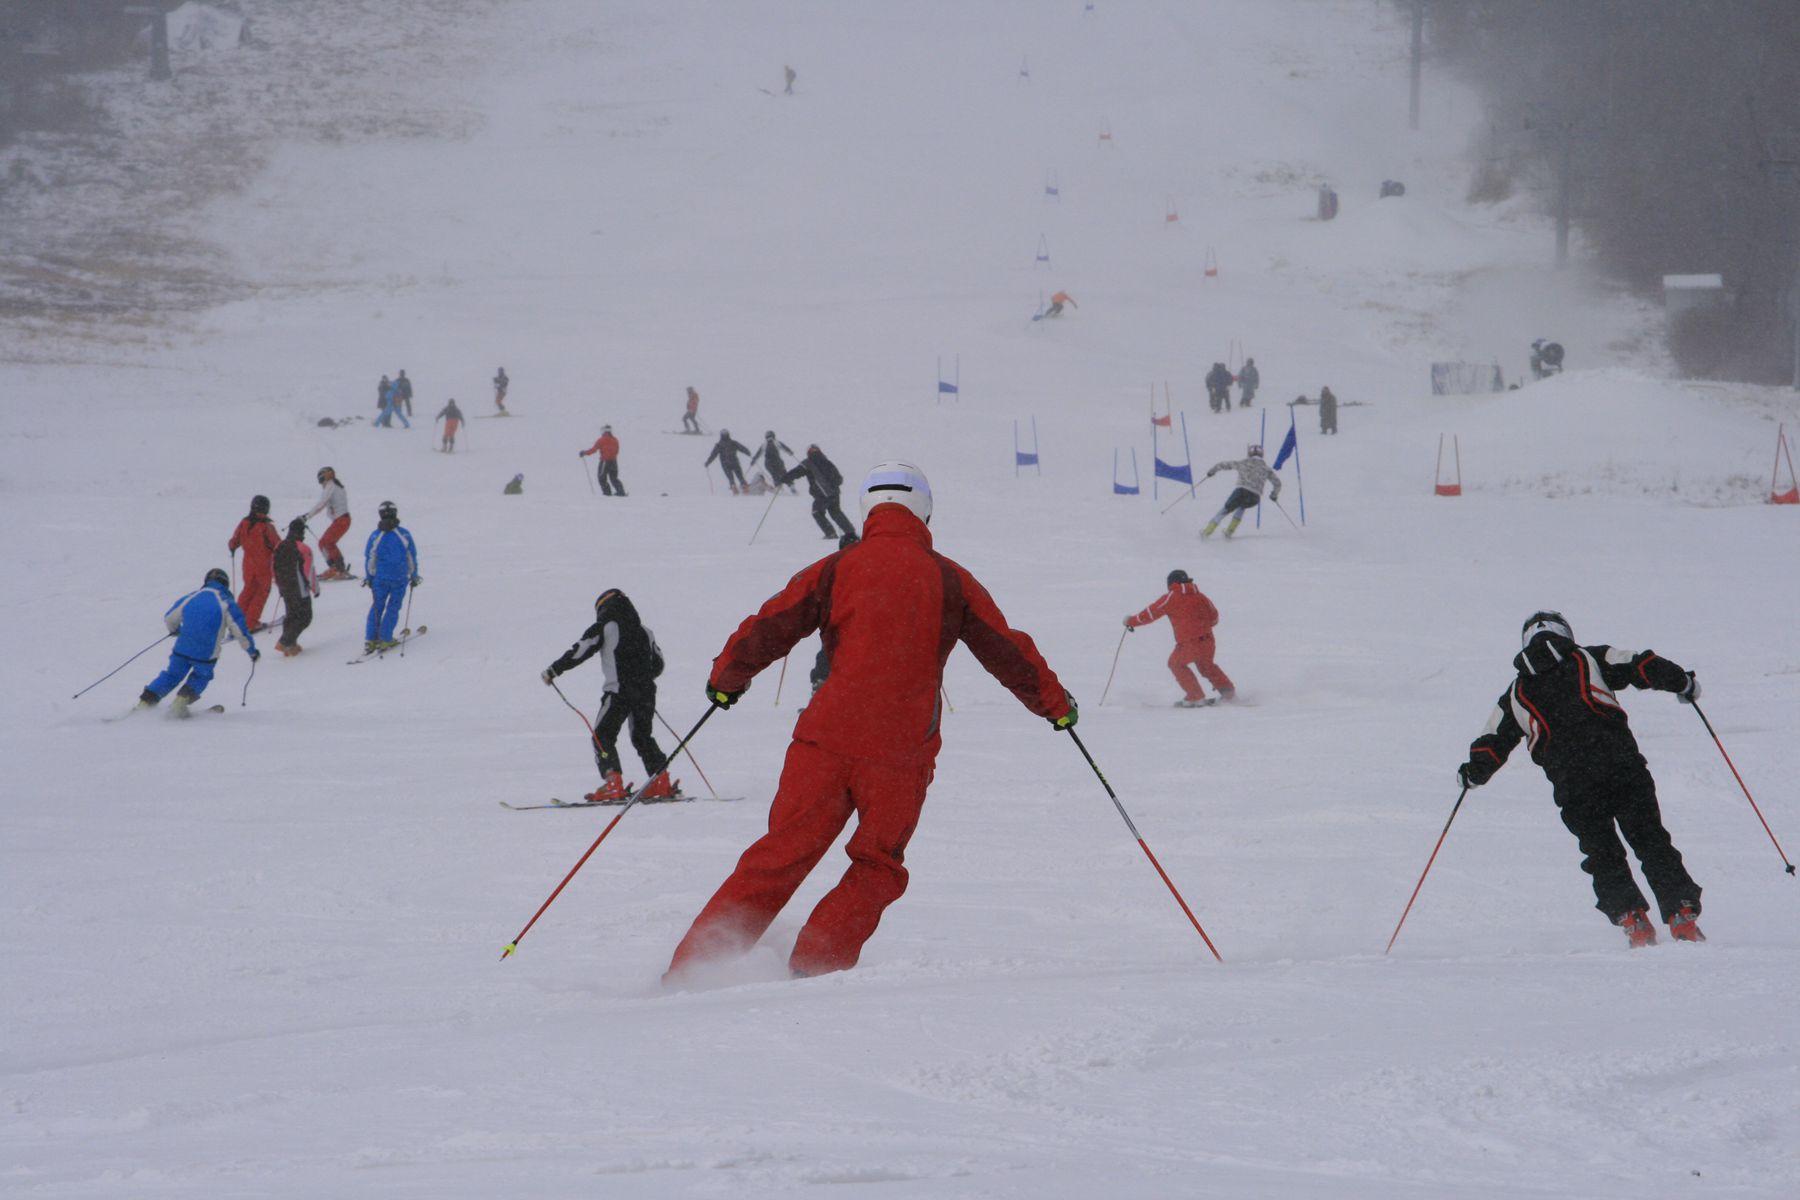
left=4, top=2, right=1799, bottom=1196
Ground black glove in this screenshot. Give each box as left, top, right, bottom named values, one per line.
left=706, top=682, right=743, bottom=709
left=362, top=577, right=372, bottom=589
left=1458, top=761, right=1494, bottom=789
left=410, top=574, right=422, bottom=588
left=541, top=668, right=557, bottom=686
left=1051, top=691, right=1078, bottom=731
left=249, top=649, right=261, bottom=662
left=1123, top=618, right=1135, bottom=632
left=1678, top=672, right=1700, bottom=704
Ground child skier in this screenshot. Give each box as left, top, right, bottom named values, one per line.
left=135, top=568, right=258, bottom=715
left=667, top=461, right=1075, bottom=980
left=706, top=429, right=752, bottom=494
left=751, top=430, right=796, bottom=492
left=361, top=500, right=420, bottom=654
left=1200, top=445, right=1281, bottom=538
left=580, top=425, right=625, bottom=496
left=492, top=367, right=510, bottom=414
left=227, top=494, right=281, bottom=631
left=304, top=467, right=353, bottom=579
left=1124, top=569, right=1234, bottom=706
left=541, top=589, right=675, bottom=802
left=437, top=398, right=464, bottom=452
left=271, top=518, right=319, bottom=656
left=1205, top=362, right=1235, bottom=414
left=780, top=444, right=857, bottom=541
left=1458, top=611, right=1705, bottom=947
left=682, top=386, right=701, bottom=434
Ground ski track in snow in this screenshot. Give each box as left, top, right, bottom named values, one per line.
left=2, top=1, right=1798, bottom=1196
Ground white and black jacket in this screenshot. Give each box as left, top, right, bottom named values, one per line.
left=548, top=592, right=664, bottom=695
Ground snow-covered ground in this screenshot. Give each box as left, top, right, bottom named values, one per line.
left=3, top=2, right=1797, bottom=1196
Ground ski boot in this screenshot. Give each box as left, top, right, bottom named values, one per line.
left=1201, top=521, right=1219, bottom=539
left=1618, top=907, right=1658, bottom=949
left=638, top=774, right=679, bottom=801
left=134, top=689, right=160, bottom=712
left=1218, top=687, right=1237, bottom=703
left=170, top=685, right=200, bottom=719
left=1176, top=697, right=1213, bottom=708
left=1224, top=516, right=1243, bottom=539
left=363, top=639, right=378, bottom=656
left=1667, top=904, right=1705, bottom=943
left=584, top=771, right=629, bottom=804
left=374, top=638, right=400, bottom=652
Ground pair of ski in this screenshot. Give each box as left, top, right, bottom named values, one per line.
left=105, top=702, right=226, bottom=723
left=500, top=790, right=742, bottom=811
left=347, top=625, right=428, bottom=665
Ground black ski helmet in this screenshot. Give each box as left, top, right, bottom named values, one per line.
left=204, top=567, right=230, bottom=589
left=378, top=500, right=398, bottom=523
left=1521, top=610, right=1573, bottom=648
left=764, top=430, right=776, bottom=440
left=1167, top=568, right=1192, bottom=587
left=287, top=518, right=307, bottom=540
left=594, top=587, right=620, bottom=617
left=250, top=494, right=270, bottom=515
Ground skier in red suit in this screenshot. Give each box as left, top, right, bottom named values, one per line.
left=667, top=461, right=1076, bottom=980
left=1124, top=569, right=1235, bottom=706
left=228, top=494, right=282, bottom=630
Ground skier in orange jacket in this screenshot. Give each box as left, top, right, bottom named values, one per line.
left=580, top=425, right=625, bottom=496
left=1045, top=291, right=1078, bottom=317
left=1125, top=569, right=1234, bottom=706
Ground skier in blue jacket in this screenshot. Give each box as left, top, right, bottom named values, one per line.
left=136, top=568, right=259, bottom=716
left=362, top=500, right=420, bottom=653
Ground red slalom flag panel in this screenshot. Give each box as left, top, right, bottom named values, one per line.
left=1434, top=433, right=1462, bottom=496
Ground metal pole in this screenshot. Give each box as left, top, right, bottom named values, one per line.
left=1555, top=122, right=1572, bottom=267
left=1408, top=1, right=1423, bottom=132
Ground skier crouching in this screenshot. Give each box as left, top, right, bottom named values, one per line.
left=1457, top=611, right=1704, bottom=947
left=1201, top=444, right=1280, bottom=538
left=666, top=461, right=1075, bottom=981
left=541, top=589, right=676, bottom=802
left=136, top=568, right=259, bottom=716
left=1125, top=569, right=1234, bottom=706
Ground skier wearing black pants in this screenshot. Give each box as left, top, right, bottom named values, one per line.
left=1458, top=611, right=1704, bottom=948
left=705, top=430, right=753, bottom=494
left=781, top=444, right=857, bottom=541
left=751, top=431, right=797, bottom=492
left=542, top=589, right=676, bottom=802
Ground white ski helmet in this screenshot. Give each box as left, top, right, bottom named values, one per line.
left=858, top=461, right=932, bottom=524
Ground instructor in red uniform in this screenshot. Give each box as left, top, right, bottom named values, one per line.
left=667, top=461, right=1076, bottom=980
left=1124, top=569, right=1235, bottom=706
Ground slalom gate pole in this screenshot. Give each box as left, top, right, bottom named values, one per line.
left=501, top=704, right=719, bottom=959
left=655, top=708, right=719, bottom=798
left=1098, top=628, right=1128, bottom=705
left=1691, top=701, right=1794, bottom=875
left=1064, top=728, right=1222, bottom=961
left=749, top=486, right=780, bottom=545
left=773, top=654, right=789, bottom=706
left=241, top=653, right=257, bottom=707
left=579, top=455, right=594, bottom=495
left=1270, top=496, right=1302, bottom=532
left=72, top=633, right=173, bottom=700
left=1385, top=785, right=1468, bottom=954
left=400, top=588, right=415, bottom=655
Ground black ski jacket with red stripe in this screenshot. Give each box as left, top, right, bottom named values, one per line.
left=1462, top=633, right=1690, bottom=787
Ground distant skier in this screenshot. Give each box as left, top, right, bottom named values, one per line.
left=436, top=397, right=464, bottom=452
left=394, top=369, right=414, bottom=418
left=1200, top=444, right=1281, bottom=539
left=682, top=386, right=701, bottom=434
left=304, top=466, right=353, bottom=580
left=541, top=589, right=675, bottom=802
left=1044, top=290, right=1078, bottom=318
left=580, top=425, right=626, bottom=496
left=375, top=373, right=410, bottom=429
left=375, top=374, right=391, bottom=415
left=751, top=430, right=797, bottom=492
left=361, top=500, right=419, bottom=654
left=227, top=494, right=281, bottom=631
left=1237, top=358, right=1259, bottom=407
left=134, top=568, right=258, bottom=716
left=1205, top=362, right=1235, bottom=414
left=1318, top=385, right=1338, bottom=434
left=504, top=473, right=524, bottom=495
left=492, top=367, right=510, bottom=415
left=706, top=429, right=752, bottom=494
left=783, top=64, right=796, bottom=95
left=666, top=462, right=1075, bottom=980
left=781, top=444, right=857, bottom=541
left=1124, top=569, right=1234, bottom=706
left=271, top=518, right=319, bottom=656
left=1530, top=339, right=1564, bottom=380
left=1457, top=611, right=1705, bottom=948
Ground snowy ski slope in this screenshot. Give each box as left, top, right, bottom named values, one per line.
left=3, top=1, right=1797, bottom=1196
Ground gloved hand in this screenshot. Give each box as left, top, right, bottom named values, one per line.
left=1051, top=692, right=1078, bottom=730
left=579, top=450, right=589, bottom=457
left=705, top=682, right=743, bottom=709
left=541, top=668, right=556, bottom=686
left=410, top=574, right=422, bottom=588
left=1458, top=761, right=1494, bottom=789
left=1122, top=618, right=1135, bottom=632
left=249, top=649, right=261, bottom=662
left=1678, top=672, right=1700, bottom=704
left=362, top=577, right=372, bottom=589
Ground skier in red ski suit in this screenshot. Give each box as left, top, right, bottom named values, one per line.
left=1124, top=569, right=1234, bottom=705
left=667, top=461, right=1075, bottom=980
left=228, top=495, right=282, bottom=629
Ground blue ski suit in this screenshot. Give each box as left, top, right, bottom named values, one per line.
left=363, top=523, right=419, bottom=642
left=144, top=580, right=256, bottom=699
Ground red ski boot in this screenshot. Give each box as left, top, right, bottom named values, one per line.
left=638, top=774, right=680, bottom=801
left=1618, top=908, right=1658, bottom=949
left=1667, top=904, right=1706, bottom=943
left=584, top=771, right=628, bottom=804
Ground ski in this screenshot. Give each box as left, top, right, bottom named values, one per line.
left=347, top=625, right=428, bottom=664
left=499, top=793, right=743, bottom=811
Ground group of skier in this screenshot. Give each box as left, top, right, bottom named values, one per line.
left=1205, top=359, right=1258, bottom=412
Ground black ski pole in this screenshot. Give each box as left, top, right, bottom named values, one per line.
left=73, top=633, right=173, bottom=700
left=1065, top=727, right=1223, bottom=961
left=580, top=454, right=595, bottom=495
left=241, top=653, right=257, bottom=707
left=1385, top=786, right=1469, bottom=954
left=1691, top=700, right=1794, bottom=876
left=748, top=486, right=781, bottom=545
left=400, top=587, right=415, bottom=656
left=1098, top=628, right=1128, bottom=705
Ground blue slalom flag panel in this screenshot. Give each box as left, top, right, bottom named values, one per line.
left=938, top=380, right=958, bottom=394
left=1016, top=452, right=1039, bottom=467
left=1153, top=457, right=1192, bottom=484
left=1272, top=424, right=1298, bottom=470
left=1113, top=481, right=1140, bottom=495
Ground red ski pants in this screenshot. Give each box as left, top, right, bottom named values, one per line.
left=319, top=514, right=351, bottom=570
left=667, top=739, right=933, bottom=978
left=1170, top=636, right=1232, bottom=701
left=236, top=567, right=272, bottom=627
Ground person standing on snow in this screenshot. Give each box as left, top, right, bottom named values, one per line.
left=375, top=374, right=391, bottom=416
left=394, top=369, right=414, bottom=419
left=1205, top=362, right=1235, bottom=414
left=781, top=444, right=857, bottom=542
left=227, top=494, right=282, bottom=632
left=1318, top=385, right=1338, bottom=435
left=705, top=429, right=752, bottom=494
left=1457, top=611, right=1705, bottom=948
left=304, top=466, right=353, bottom=579
left=271, top=518, right=319, bottom=656
left=681, top=386, right=701, bottom=434
left=134, top=568, right=258, bottom=716
left=751, top=430, right=797, bottom=492
left=666, top=462, right=1076, bottom=980
left=361, top=500, right=420, bottom=654
left=783, top=64, right=796, bottom=95
left=1200, top=444, right=1281, bottom=539
left=492, top=367, right=510, bottom=415
left=541, top=589, right=675, bottom=802
left=580, top=425, right=626, bottom=496
left=1237, top=358, right=1260, bottom=408
left=436, top=397, right=464, bottom=452
left=1124, top=569, right=1235, bottom=706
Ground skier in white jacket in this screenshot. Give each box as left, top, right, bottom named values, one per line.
left=1201, top=446, right=1281, bottom=539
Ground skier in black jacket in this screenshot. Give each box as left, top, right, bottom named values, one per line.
left=1205, top=362, right=1235, bottom=414
left=751, top=431, right=797, bottom=492
left=780, top=444, right=857, bottom=541
left=1458, top=611, right=1704, bottom=947
left=705, top=430, right=753, bottom=494
left=542, top=589, right=676, bottom=801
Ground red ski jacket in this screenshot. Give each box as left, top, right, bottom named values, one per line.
left=228, top=515, right=281, bottom=573
left=582, top=432, right=620, bottom=461
left=710, top=505, right=1070, bottom=763
left=1126, top=582, right=1219, bottom=643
